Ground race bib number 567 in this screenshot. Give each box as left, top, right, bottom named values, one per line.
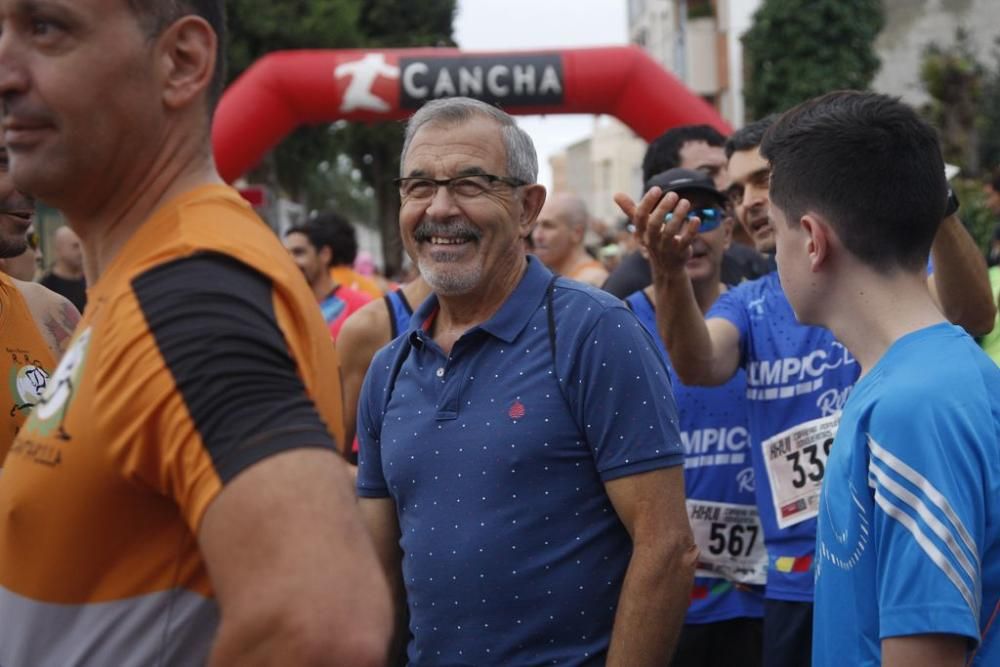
left=688, top=499, right=767, bottom=585
left=762, top=413, right=840, bottom=529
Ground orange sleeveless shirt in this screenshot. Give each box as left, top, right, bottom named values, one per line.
left=0, top=271, right=56, bottom=464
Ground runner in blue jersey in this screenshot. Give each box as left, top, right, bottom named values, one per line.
left=337, top=276, right=432, bottom=455
left=616, top=115, right=996, bottom=667
left=626, top=167, right=764, bottom=667
left=761, top=90, right=999, bottom=667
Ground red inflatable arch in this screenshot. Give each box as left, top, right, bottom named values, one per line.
left=212, top=46, right=732, bottom=183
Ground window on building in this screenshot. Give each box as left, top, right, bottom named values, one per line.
left=687, top=0, right=714, bottom=20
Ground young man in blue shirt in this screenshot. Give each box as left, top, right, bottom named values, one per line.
left=358, top=97, right=696, bottom=666
left=758, top=90, right=1000, bottom=667
left=617, top=113, right=995, bottom=665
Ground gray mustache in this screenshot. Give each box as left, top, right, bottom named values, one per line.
left=414, top=221, right=482, bottom=243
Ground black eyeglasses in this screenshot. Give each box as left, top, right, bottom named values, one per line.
left=394, top=174, right=527, bottom=201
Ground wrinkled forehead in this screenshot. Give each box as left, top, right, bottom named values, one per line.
left=403, top=116, right=507, bottom=177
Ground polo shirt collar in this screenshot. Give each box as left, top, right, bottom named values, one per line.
left=407, top=256, right=554, bottom=346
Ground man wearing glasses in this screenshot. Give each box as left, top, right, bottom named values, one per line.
left=625, top=168, right=764, bottom=667
left=357, top=96, right=696, bottom=666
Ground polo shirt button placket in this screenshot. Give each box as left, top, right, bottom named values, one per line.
left=436, top=367, right=445, bottom=379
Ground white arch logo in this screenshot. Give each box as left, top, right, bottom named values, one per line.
left=334, top=54, right=400, bottom=113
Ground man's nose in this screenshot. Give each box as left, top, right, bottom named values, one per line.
left=424, top=184, right=460, bottom=219
left=0, top=29, right=30, bottom=102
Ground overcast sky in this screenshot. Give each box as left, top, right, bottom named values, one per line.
left=453, top=0, right=629, bottom=189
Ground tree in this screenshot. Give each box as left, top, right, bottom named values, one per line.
left=226, top=0, right=362, bottom=208
left=225, top=0, right=456, bottom=275
left=742, top=0, right=884, bottom=120
left=334, top=0, right=457, bottom=276
left=920, top=29, right=984, bottom=175
left=979, top=37, right=1000, bottom=174
left=918, top=31, right=1000, bottom=252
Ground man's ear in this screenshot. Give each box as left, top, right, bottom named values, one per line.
left=319, top=245, right=333, bottom=268
left=519, top=184, right=547, bottom=239
left=800, top=214, right=831, bottom=272
left=158, top=16, right=217, bottom=111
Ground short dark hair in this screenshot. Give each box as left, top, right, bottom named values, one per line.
left=642, top=125, right=727, bottom=185
left=761, top=90, right=946, bottom=273
left=126, top=0, right=227, bottom=108
left=724, top=115, right=778, bottom=159
left=308, top=211, right=360, bottom=266
left=285, top=222, right=337, bottom=269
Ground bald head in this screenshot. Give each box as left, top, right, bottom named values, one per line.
left=532, top=193, right=595, bottom=273
left=539, top=193, right=590, bottom=232
left=53, top=226, right=84, bottom=275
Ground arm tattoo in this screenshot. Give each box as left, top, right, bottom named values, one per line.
left=44, top=301, right=82, bottom=357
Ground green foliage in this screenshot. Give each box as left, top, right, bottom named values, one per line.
left=225, top=0, right=456, bottom=274
left=334, top=0, right=456, bottom=275
left=979, top=37, right=1000, bottom=172
left=919, top=29, right=984, bottom=172
left=226, top=0, right=361, bottom=80
left=357, top=0, right=456, bottom=48
left=225, top=0, right=361, bottom=206
left=742, top=0, right=884, bottom=119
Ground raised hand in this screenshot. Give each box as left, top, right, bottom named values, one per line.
left=614, top=188, right=702, bottom=277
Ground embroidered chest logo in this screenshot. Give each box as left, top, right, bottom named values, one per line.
left=26, top=327, right=92, bottom=441
left=8, top=355, right=50, bottom=417
left=508, top=400, right=526, bottom=421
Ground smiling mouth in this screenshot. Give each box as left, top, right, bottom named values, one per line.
left=429, top=236, right=470, bottom=246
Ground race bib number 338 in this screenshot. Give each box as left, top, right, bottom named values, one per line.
left=762, top=413, right=840, bottom=529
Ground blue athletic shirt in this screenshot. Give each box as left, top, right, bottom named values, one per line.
left=813, top=323, right=1000, bottom=666
left=707, top=271, right=859, bottom=602
left=358, top=257, right=684, bottom=666
left=627, top=291, right=764, bottom=624
left=384, top=288, right=413, bottom=340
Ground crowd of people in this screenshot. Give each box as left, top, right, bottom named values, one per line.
left=0, top=2, right=998, bottom=667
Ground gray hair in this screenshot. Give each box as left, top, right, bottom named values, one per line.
left=400, top=97, right=538, bottom=183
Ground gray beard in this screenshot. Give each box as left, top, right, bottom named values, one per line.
left=417, top=257, right=483, bottom=296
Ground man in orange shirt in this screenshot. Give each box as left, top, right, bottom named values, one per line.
left=0, top=1, right=391, bottom=665
left=0, top=139, right=78, bottom=467
left=531, top=192, right=608, bottom=286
